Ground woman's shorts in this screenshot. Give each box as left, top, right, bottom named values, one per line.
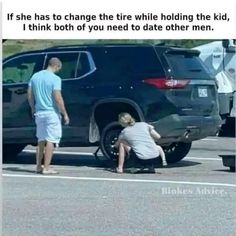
left=35, top=111, right=62, bottom=144
left=129, top=149, right=159, bottom=166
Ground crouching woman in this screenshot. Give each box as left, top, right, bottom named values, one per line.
left=115, top=113, right=167, bottom=173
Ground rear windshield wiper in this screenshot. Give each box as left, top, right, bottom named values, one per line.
left=165, top=49, right=200, bottom=57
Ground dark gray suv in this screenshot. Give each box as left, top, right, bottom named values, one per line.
left=3, top=44, right=222, bottom=163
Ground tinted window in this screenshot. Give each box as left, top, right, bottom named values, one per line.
left=45, top=53, right=79, bottom=80
left=3, top=54, right=44, bottom=84
left=76, top=53, right=91, bottom=77
left=95, top=46, right=164, bottom=81
left=165, top=53, right=213, bottom=79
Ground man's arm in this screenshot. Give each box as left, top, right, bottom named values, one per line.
left=27, top=87, right=35, bottom=117
left=53, top=90, right=70, bottom=125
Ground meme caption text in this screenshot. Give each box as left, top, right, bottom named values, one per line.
left=7, top=12, right=230, bottom=33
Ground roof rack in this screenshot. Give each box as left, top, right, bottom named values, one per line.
left=46, top=43, right=155, bottom=50
left=46, top=44, right=87, bottom=49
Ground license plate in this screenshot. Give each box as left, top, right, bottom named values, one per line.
left=198, top=87, right=208, bottom=97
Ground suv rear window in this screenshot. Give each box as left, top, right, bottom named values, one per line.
left=95, top=46, right=165, bottom=81
left=164, top=50, right=214, bottom=79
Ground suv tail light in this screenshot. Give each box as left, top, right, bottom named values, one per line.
left=144, top=78, right=190, bottom=89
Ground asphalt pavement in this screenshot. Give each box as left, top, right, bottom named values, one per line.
left=2, top=136, right=236, bottom=236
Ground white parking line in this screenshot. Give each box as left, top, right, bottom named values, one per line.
left=186, top=157, right=222, bottom=161
left=202, top=138, right=218, bottom=141
left=3, top=174, right=236, bottom=188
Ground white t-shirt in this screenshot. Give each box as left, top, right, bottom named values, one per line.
left=118, top=122, right=160, bottom=160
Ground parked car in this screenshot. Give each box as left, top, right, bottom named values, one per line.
left=194, top=40, right=236, bottom=135
left=3, top=43, right=222, bottom=162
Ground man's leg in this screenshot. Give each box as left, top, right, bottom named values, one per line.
left=42, top=112, right=61, bottom=174
left=36, top=141, right=45, bottom=172
left=117, top=141, right=131, bottom=173
left=43, top=141, right=55, bottom=171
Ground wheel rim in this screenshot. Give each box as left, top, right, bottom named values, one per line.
left=164, top=143, right=178, bottom=155
left=103, top=128, right=121, bottom=160
left=163, top=142, right=192, bottom=163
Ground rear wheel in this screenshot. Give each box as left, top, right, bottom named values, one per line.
left=3, top=144, right=26, bottom=162
left=100, top=122, right=123, bottom=161
left=164, top=142, right=192, bottom=163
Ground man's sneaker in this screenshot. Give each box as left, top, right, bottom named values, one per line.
left=162, top=160, right=168, bottom=166
left=42, top=169, right=59, bottom=175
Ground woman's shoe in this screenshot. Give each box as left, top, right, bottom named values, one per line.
left=147, top=165, right=156, bottom=173
left=36, top=166, right=43, bottom=174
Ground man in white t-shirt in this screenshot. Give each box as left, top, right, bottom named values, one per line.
left=115, top=112, right=167, bottom=173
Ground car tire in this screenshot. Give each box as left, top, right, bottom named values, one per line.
left=100, top=122, right=123, bottom=161
left=164, top=142, right=192, bottom=163
left=230, top=166, right=235, bottom=172
left=3, top=144, right=26, bottom=162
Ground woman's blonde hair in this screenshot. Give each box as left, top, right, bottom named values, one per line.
left=118, top=113, right=136, bottom=127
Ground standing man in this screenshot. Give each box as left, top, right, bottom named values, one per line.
left=28, top=57, right=70, bottom=174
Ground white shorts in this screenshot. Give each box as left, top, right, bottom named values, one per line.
left=35, top=111, right=62, bottom=144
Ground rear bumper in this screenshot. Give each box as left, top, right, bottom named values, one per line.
left=150, top=114, right=222, bottom=144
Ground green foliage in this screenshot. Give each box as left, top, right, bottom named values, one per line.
left=161, top=40, right=212, bottom=48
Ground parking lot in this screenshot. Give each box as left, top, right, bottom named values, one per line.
left=3, top=136, right=236, bottom=236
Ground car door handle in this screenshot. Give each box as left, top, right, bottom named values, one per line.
left=15, top=88, right=27, bottom=95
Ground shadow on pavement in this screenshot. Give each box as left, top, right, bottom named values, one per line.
left=164, top=160, right=201, bottom=168
left=98, top=159, right=201, bottom=175
left=4, top=151, right=105, bottom=167
left=3, top=151, right=201, bottom=174
left=3, top=167, right=36, bottom=174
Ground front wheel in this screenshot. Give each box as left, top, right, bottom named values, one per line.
left=100, top=122, right=123, bottom=161
left=163, top=142, right=192, bottom=163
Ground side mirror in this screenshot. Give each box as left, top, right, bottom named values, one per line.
left=222, top=40, right=229, bottom=48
